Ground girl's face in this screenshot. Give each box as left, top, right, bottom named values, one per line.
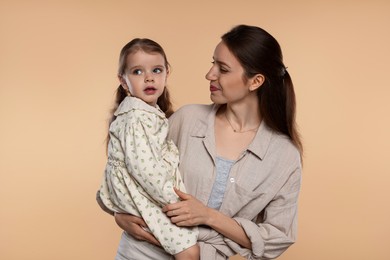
left=205, top=41, right=254, bottom=105
left=120, top=50, right=168, bottom=107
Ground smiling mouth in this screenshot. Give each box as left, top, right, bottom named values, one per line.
left=210, top=85, right=219, bottom=92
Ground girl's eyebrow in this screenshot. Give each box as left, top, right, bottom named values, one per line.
left=128, top=64, right=165, bottom=70
left=128, top=65, right=142, bottom=70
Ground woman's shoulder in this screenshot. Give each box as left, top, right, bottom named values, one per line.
left=252, top=122, right=301, bottom=167
left=170, top=103, right=214, bottom=121
left=269, top=130, right=302, bottom=166
left=168, top=104, right=214, bottom=139
left=176, top=103, right=213, bottom=115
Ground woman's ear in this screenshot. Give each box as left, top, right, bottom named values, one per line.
left=249, top=74, right=265, bottom=92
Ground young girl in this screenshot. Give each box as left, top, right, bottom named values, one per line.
left=98, top=38, right=199, bottom=260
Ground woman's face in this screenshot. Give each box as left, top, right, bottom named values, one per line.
left=205, top=41, right=252, bottom=105
left=120, top=50, right=168, bottom=107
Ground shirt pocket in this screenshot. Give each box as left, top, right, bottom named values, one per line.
left=220, top=182, right=266, bottom=218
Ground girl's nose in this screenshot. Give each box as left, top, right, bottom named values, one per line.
left=145, top=73, right=154, bottom=82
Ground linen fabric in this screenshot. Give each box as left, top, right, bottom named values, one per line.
left=100, top=102, right=302, bottom=259
left=167, top=104, right=302, bottom=259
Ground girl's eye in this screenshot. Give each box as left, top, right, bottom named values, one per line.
left=132, top=69, right=142, bottom=75
left=153, top=68, right=163, bottom=73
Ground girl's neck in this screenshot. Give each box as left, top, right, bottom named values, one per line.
left=128, top=95, right=157, bottom=108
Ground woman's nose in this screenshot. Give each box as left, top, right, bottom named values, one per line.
left=205, top=66, right=217, bottom=80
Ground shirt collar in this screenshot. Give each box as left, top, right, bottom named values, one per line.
left=190, top=103, right=219, bottom=139
left=114, top=96, right=165, bottom=118
left=190, top=103, right=273, bottom=160
left=247, top=121, right=273, bottom=160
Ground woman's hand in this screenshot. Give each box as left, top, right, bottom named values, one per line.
left=162, top=188, right=212, bottom=227
left=114, top=213, right=161, bottom=246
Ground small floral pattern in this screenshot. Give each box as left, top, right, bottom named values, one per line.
left=99, top=97, right=198, bottom=255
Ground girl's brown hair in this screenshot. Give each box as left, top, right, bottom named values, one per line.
left=222, top=25, right=303, bottom=156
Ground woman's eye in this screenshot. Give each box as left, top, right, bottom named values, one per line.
left=220, top=67, right=228, bottom=73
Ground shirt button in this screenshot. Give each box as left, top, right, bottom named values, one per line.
left=230, top=177, right=235, bottom=183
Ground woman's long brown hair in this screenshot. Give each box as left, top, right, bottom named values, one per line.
left=222, top=25, right=303, bottom=158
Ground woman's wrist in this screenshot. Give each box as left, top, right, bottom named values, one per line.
left=204, top=207, right=218, bottom=227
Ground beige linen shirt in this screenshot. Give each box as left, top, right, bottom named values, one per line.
left=167, top=104, right=302, bottom=259
left=97, top=102, right=302, bottom=260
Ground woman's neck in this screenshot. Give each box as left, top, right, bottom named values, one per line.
left=222, top=100, right=261, bottom=133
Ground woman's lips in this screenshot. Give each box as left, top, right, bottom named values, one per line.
left=210, top=85, right=219, bottom=92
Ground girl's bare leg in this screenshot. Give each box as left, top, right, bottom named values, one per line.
left=174, top=244, right=199, bottom=260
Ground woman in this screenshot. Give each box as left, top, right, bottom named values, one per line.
left=104, top=24, right=303, bottom=259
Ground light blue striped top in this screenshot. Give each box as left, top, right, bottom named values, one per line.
left=207, top=157, right=235, bottom=210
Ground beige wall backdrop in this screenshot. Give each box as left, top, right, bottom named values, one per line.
left=1, top=0, right=389, bottom=259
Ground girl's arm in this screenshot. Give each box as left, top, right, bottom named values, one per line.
left=97, top=189, right=161, bottom=246
left=119, top=111, right=181, bottom=207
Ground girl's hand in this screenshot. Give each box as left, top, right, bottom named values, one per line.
left=114, top=213, right=161, bottom=246
left=162, top=188, right=212, bottom=227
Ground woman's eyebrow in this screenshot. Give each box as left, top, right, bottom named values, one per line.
left=214, top=58, right=231, bottom=68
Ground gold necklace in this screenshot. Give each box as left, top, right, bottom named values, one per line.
left=224, top=113, right=260, bottom=133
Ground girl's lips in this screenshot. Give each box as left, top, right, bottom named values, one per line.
left=144, top=86, right=157, bottom=94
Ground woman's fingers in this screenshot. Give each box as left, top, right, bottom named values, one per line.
left=114, top=213, right=160, bottom=246
left=162, top=189, right=192, bottom=213
left=139, top=228, right=161, bottom=246
left=115, top=213, right=145, bottom=229
left=174, top=187, right=191, bottom=200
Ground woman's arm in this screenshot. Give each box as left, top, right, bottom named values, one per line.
left=163, top=165, right=301, bottom=259
left=162, top=188, right=251, bottom=249
left=221, top=167, right=301, bottom=259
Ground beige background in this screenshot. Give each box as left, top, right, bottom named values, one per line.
left=1, top=0, right=389, bottom=259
